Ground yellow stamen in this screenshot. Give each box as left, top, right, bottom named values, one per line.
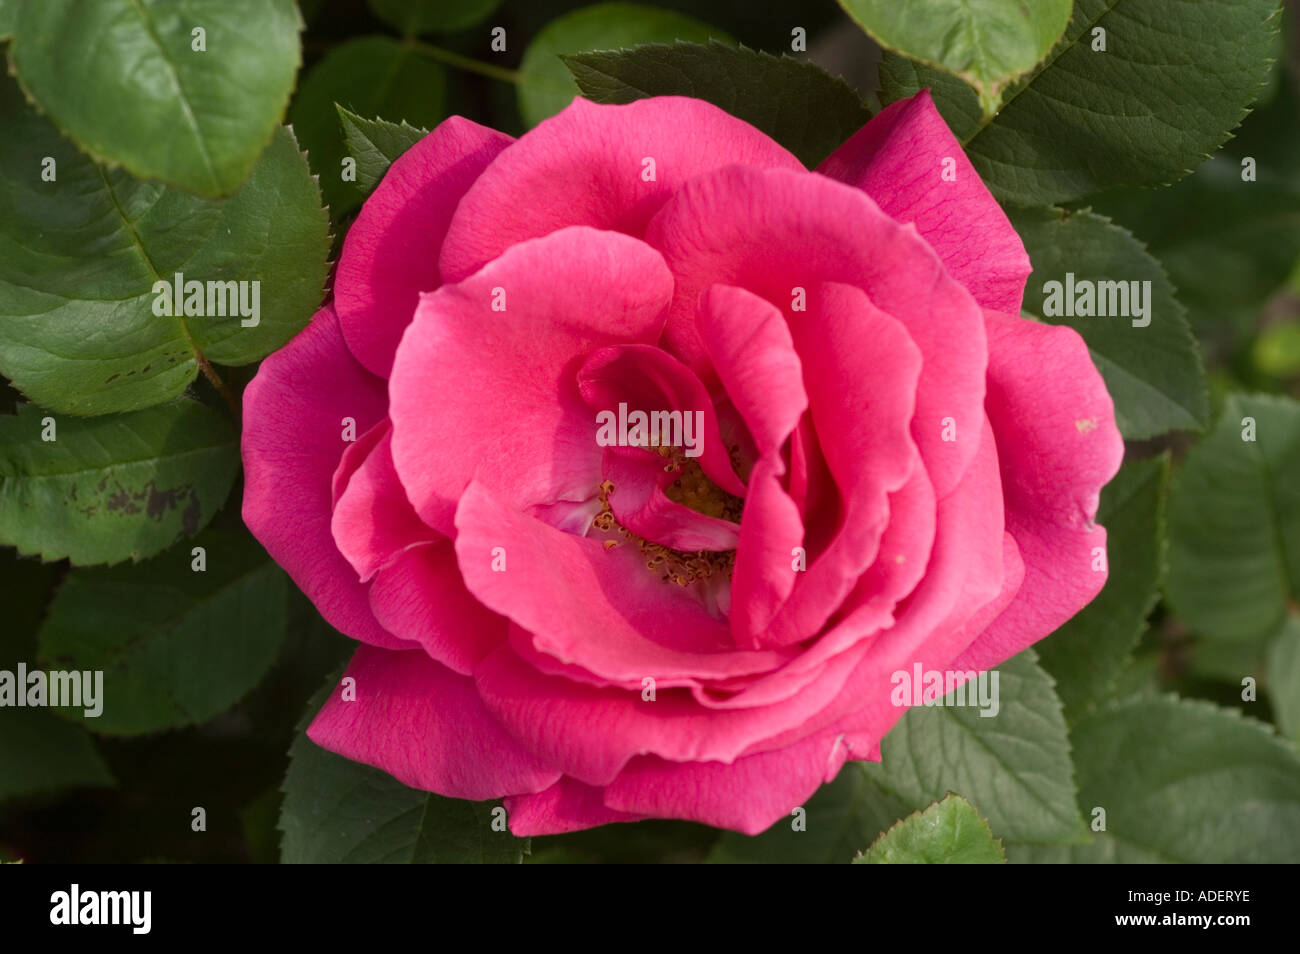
left=595, top=479, right=736, bottom=586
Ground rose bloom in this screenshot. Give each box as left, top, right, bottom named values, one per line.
left=243, top=91, right=1122, bottom=835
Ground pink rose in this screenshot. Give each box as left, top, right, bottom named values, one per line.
left=243, top=91, right=1122, bottom=835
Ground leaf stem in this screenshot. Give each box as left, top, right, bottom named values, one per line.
left=198, top=355, right=241, bottom=422
left=406, top=40, right=520, bottom=85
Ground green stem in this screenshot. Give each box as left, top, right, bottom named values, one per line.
left=198, top=356, right=241, bottom=422
left=407, top=41, right=520, bottom=85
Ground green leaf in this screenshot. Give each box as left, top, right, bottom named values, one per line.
left=0, top=708, right=113, bottom=803
left=855, top=794, right=1005, bottom=864
left=1010, top=696, right=1300, bottom=862
left=523, top=4, right=728, bottom=129
left=878, top=44, right=984, bottom=140
left=1103, top=162, right=1300, bottom=340
left=289, top=37, right=446, bottom=216
left=0, top=540, right=111, bottom=804
left=280, top=667, right=528, bottom=863
left=366, top=0, right=503, bottom=35
left=706, top=765, right=913, bottom=864
left=0, top=400, right=237, bottom=566
left=565, top=40, right=870, bottom=168
left=37, top=528, right=286, bottom=735
left=863, top=648, right=1089, bottom=845
left=337, top=108, right=429, bottom=197
left=9, top=0, right=303, bottom=197
left=240, top=786, right=284, bottom=865
left=1091, top=78, right=1300, bottom=344
left=1166, top=394, right=1300, bottom=650
left=0, top=548, right=56, bottom=668
left=1008, top=206, right=1208, bottom=439
left=838, top=0, right=1070, bottom=115
left=0, top=0, right=15, bottom=38
left=1267, top=616, right=1300, bottom=742
left=1037, top=455, right=1169, bottom=720
left=0, top=78, right=330, bottom=416
left=880, top=0, right=1283, bottom=205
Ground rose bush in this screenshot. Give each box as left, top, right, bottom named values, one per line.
left=242, top=90, right=1122, bottom=835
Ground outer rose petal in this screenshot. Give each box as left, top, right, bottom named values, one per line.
left=747, top=417, right=1008, bottom=757
left=335, top=116, right=513, bottom=377
left=953, top=311, right=1124, bottom=670
left=368, top=540, right=508, bottom=676
left=439, top=96, right=804, bottom=283
left=388, top=227, right=675, bottom=537
left=473, top=637, right=863, bottom=786
left=331, top=421, right=438, bottom=581
left=242, top=306, right=408, bottom=649
left=308, top=644, right=560, bottom=800
left=817, top=90, right=1032, bottom=316
left=839, top=530, right=1025, bottom=760
left=505, top=778, right=644, bottom=836
left=603, top=729, right=850, bottom=835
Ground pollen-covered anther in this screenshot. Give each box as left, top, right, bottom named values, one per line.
left=661, top=453, right=743, bottom=524
left=593, top=478, right=736, bottom=585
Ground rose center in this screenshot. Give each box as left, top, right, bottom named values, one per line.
left=593, top=471, right=740, bottom=587
left=659, top=448, right=744, bottom=523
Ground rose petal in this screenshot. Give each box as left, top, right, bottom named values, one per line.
left=698, top=284, right=807, bottom=454
left=473, top=639, right=862, bottom=786
left=307, top=644, right=559, bottom=800
left=820, top=467, right=938, bottom=639
left=645, top=164, right=986, bottom=497
left=759, top=282, right=925, bottom=646
left=729, top=454, right=805, bottom=646
left=603, top=730, right=850, bottom=835
left=578, top=343, right=746, bottom=551
left=504, top=778, right=644, bottom=836
left=696, top=285, right=809, bottom=644
left=454, top=479, right=793, bottom=686
left=335, top=116, right=513, bottom=377
left=389, top=226, right=675, bottom=536
left=368, top=539, right=508, bottom=676
left=952, top=310, right=1123, bottom=671
left=600, top=448, right=741, bottom=551
left=331, top=421, right=438, bottom=581
left=439, top=96, right=803, bottom=282
left=742, top=417, right=1008, bottom=757
left=818, top=90, right=1032, bottom=315
left=242, top=305, right=407, bottom=649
